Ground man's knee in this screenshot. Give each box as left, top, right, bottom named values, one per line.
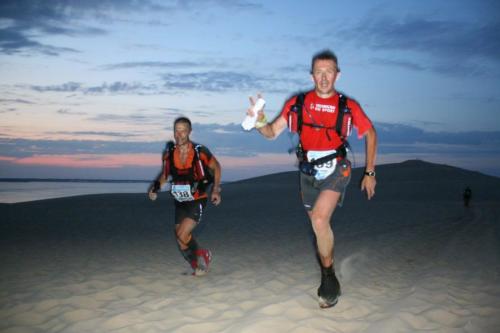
left=175, top=229, right=190, bottom=246
left=310, top=214, right=332, bottom=234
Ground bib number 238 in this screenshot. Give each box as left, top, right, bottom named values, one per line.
left=171, top=184, right=194, bottom=202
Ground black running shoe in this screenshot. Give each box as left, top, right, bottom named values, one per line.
left=317, top=265, right=341, bottom=308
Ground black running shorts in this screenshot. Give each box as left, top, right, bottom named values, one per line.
left=300, top=158, right=352, bottom=211
left=174, top=198, right=207, bottom=224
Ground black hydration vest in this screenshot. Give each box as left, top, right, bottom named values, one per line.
left=165, top=141, right=214, bottom=193
left=290, top=92, right=351, bottom=164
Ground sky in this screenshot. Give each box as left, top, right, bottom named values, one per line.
left=1, top=0, right=499, bottom=181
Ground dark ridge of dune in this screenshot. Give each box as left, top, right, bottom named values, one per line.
left=229, top=159, right=499, bottom=186
left=228, top=170, right=300, bottom=185
left=379, top=159, right=499, bottom=182
left=225, top=160, right=500, bottom=202
left=370, top=160, right=500, bottom=202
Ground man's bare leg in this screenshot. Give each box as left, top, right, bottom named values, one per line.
left=308, top=190, right=342, bottom=308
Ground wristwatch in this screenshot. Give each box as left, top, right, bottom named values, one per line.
left=364, top=170, right=376, bottom=177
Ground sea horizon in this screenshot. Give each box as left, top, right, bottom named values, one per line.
left=0, top=179, right=153, bottom=204
left=0, top=178, right=151, bottom=183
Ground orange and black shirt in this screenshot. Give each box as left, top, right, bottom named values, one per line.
left=163, top=142, right=214, bottom=200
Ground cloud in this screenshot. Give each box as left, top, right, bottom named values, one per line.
left=0, top=26, right=80, bottom=56
left=87, top=113, right=162, bottom=125
left=25, top=65, right=294, bottom=96
left=49, top=131, right=139, bottom=138
left=161, top=71, right=302, bottom=93
left=29, top=81, right=160, bottom=95
left=100, top=61, right=206, bottom=71
left=0, top=108, right=17, bottom=114
left=371, top=56, right=493, bottom=78
left=57, top=109, right=87, bottom=116
left=9, top=153, right=160, bottom=169
left=349, top=16, right=499, bottom=59
left=370, top=58, right=425, bottom=72
left=0, top=0, right=146, bottom=55
left=0, top=0, right=154, bottom=25
left=387, top=122, right=499, bottom=143
left=0, top=98, right=34, bottom=104
left=0, top=138, right=163, bottom=157
left=30, top=82, right=82, bottom=93
left=0, top=0, right=264, bottom=56
left=0, top=98, right=34, bottom=113
left=162, top=71, right=260, bottom=92
left=85, top=82, right=158, bottom=94
left=343, top=13, right=500, bottom=77
left=178, top=0, right=262, bottom=11
left=24, top=71, right=302, bottom=95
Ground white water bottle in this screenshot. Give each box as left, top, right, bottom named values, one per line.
left=241, top=98, right=266, bottom=131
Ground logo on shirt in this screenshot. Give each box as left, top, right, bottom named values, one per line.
left=310, top=103, right=336, bottom=113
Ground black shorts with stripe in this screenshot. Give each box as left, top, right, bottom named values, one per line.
left=174, top=198, right=208, bottom=224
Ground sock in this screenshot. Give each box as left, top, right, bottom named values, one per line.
left=321, top=263, right=335, bottom=276
left=180, top=237, right=199, bottom=265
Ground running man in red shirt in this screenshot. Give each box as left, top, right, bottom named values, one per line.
left=248, top=50, right=377, bottom=308
left=149, top=117, right=222, bottom=276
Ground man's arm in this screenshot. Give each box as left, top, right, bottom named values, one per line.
left=361, top=126, right=377, bottom=200
left=256, top=112, right=288, bottom=139
left=148, top=157, right=168, bottom=200
left=209, top=157, right=222, bottom=205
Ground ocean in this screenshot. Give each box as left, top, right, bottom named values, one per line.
left=0, top=180, right=152, bottom=204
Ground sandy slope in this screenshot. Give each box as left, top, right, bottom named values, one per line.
left=1, top=160, right=499, bottom=333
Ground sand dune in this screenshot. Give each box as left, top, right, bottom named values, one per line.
left=1, top=160, right=499, bottom=332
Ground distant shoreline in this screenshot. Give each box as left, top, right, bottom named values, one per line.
left=0, top=178, right=150, bottom=183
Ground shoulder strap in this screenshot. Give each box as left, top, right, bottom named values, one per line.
left=165, top=141, right=176, bottom=178
left=292, top=92, right=306, bottom=135
left=335, top=94, right=348, bottom=138
left=192, top=142, right=214, bottom=192
left=192, top=142, right=206, bottom=179
left=166, top=140, right=175, bottom=153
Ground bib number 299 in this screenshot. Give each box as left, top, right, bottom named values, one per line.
left=307, top=149, right=338, bottom=180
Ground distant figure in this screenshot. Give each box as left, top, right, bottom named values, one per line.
left=245, top=50, right=377, bottom=308
left=463, top=186, right=472, bottom=207
left=148, top=116, right=222, bottom=276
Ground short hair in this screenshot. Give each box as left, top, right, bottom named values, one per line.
left=310, top=49, right=340, bottom=73
left=173, top=116, right=192, bottom=131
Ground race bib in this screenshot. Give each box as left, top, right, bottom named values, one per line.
left=306, top=149, right=337, bottom=180
left=171, top=184, right=194, bottom=202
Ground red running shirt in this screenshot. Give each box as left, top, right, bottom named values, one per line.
left=280, top=91, right=373, bottom=151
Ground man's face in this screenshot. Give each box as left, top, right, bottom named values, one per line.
left=311, top=59, right=339, bottom=97
left=174, top=122, right=191, bottom=146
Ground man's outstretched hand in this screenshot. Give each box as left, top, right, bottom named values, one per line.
left=361, top=176, right=376, bottom=200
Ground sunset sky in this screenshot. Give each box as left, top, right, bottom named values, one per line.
left=1, top=0, right=499, bottom=181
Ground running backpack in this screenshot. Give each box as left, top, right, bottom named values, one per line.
left=165, top=141, right=214, bottom=192
left=290, top=92, right=352, bottom=140
left=290, top=92, right=352, bottom=164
